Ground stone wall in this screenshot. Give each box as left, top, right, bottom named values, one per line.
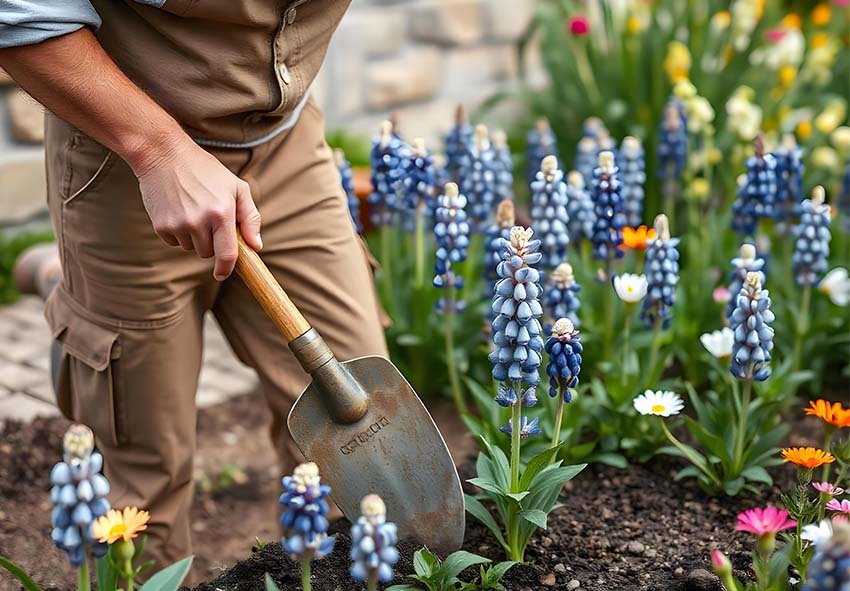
left=0, top=0, right=540, bottom=224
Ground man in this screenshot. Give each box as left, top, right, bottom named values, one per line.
left=0, top=0, right=387, bottom=568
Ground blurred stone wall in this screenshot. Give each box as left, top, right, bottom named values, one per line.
left=0, top=0, right=539, bottom=224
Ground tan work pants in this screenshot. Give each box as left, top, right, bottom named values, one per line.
left=42, top=98, right=388, bottom=568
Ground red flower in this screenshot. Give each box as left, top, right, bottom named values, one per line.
left=765, top=27, right=787, bottom=43
left=569, top=16, right=589, bottom=36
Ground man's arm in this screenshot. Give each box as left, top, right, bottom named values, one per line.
left=0, top=28, right=263, bottom=280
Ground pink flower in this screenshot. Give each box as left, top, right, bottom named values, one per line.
left=712, top=287, right=730, bottom=304
left=569, top=16, right=589, bottom=35
left=834, top=0, right=849, bottom=7
left=813, top=482, right=846, bottom=496
left=826, top=499, right=850, bottom=515
left=736, top=507, right=797, bottom=537
left=710, top=549, right=731, bottom=573
left=765, top=28, right=787, bottom=44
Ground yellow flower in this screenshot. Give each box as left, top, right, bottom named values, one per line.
left=755, top=0, right=765, bottom=20
left=816, top=110, right=842, bottom=134
left=708, top=148, right=723, bottom=165
left=664, top=41, right=692, bottom=83
left=782, top=13, right=802, bottom=30
left=812, top=3, right=831, bottom=26
left=712, top=10, right=731, bottom=29
left=690, top=178, right=710, bottom=200
left=779, top=65, right=797, bottom=89
left=781, top=447, right=836, bottom=469
left=626, top=16, right=643, bottom=34
left=797, top=120, right=812, bottom=140
left=92, top=507, right=150, bottom=544
left=812, top=33, right=829, bottom=48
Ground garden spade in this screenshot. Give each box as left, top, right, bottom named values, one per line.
left=234, top=235, right=465, bottom=554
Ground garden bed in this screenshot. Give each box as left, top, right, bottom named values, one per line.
left=0, top=390, right=828, bottom=591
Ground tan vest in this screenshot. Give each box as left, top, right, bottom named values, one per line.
left=89, top=0, right=350, bottom=144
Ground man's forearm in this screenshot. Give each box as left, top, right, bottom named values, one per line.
left=0, top=28, right=190, bottom=176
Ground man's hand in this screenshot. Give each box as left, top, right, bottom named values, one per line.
left=135, top=139, right=263, bottom=280
left=0, top=28, right=262, bottom=280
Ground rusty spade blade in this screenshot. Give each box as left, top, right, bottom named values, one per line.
left=234, top=234, right=465, bottom=554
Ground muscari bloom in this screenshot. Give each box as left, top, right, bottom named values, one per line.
left=781, top=447, right=836, bottom=469
left=819, top=267, right=850, bottom=306
left=544, top=318, right=582, bottom=402
left=401, top=138, right=437, bottom=222
left=641, top=214, right=680, bottom=329
left=633, top=390, right=684, bottom=417
left=618, top=136, right=646, bottom=228
left=773, top=134, right=805, bottom=235
left=802, top=521, right=850, bottom=591
left=590, top=151, right=626, bottom=262
left=50, top=424, right=111, bottom=566
left=613, top=273, right=648, bottom=303
left=657, top=99, right=688, bottom=186
left=544, top=262, right=581, bottom=329
left=839, top=162, right=849, bottom=234
left=500, top=416, right=541, bottom=438
left=731, top=135, right=778, bottom=238
left=433, top=182, right=471, bottom=314
left=565, top=170, right=596, bottom=244
left=526, top=117, right=559, bottom=187
left=483, top=200, right=515, bottom=316
left=461, top=124, right=499, bottom=229
left=368, top=120, right=409, bottom=227
left=792, top=186, right=831, bottom=287
left=489, top=226, right=545, bottom=403
left=736, top=507, right=797, bottom=537
left=335, top=148, right=361, bottom=233
left=727, top=243, right=766, bottom=319
left=730, top=272, right=775, bottom=382
left=491, top=130, right=514, bottom=203
left=279, top=462, right=335, bottom=560
left=530, top=155, right=570, bottom=270
left=700, top=327, right=735, bottom=360
left=574, top=136, right=598, bottom=188
left=349, top=494, right=399, bottom=584
left=444, top=104, right=474, bottom=183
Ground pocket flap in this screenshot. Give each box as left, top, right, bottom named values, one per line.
left=44, top=289, right=120, bottom=371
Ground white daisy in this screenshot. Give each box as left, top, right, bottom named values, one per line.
left=633, top=390, right=684, bottom=417
left=700, top=328, right=735, bottom=359
left=613, top=273, right=648, bottom=303
left=818, top=267, right=850, bottom=306
left=801, top=519, right=833, bottom=548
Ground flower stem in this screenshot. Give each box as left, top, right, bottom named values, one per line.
left=659, top=419, right=721, bottom=489
left=792, top=283, right=811, bottom=375
left=444, top=286, right=464, bottom=414
left=367, top=573, right=378, bottom=591
left=622, top=306, right=633, bottom=384
left=301, top=558, right=311, bottom=591
left=414, top=203, right=426, bottom=289
left=822, top=427, right=836, bottom=484
left=380, top=225, right=394, bottom=319
left=508, top=397, right=523, bottom=562
left=733, top=378, right=753, bottom=474
left=646, top=316, right=663, bottom=386
left=78, top=558, right=90, bottom=591
left=602, top=257, right=614, bottom=361
left=550, top=388, right=567, bottom=454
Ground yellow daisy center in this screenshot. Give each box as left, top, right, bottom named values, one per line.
left=627, top=286, right=634, bottom=293
left=109, top=523, right=128, bottom=538
left=651, top=404, right=666, bottom=413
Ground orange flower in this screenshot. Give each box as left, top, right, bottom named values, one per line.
left=781, top=447, right=836, bottom=469
left=92, top=507, right=150, bottom=544
left=812, top=3, right=831, bottom=26
left=805, top=400, right=850, bottom=428
left=782, top=13, right=802, bottom=30
left=621, top=226, right=656, bottom=250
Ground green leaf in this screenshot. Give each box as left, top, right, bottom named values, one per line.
left=467, top=477, right=506, bottom=497
left=441, top=550, right=491, bottom=581
left=519, top=444, right=562, bottom=490
left=265, top=573, right=281, bottom=591
left=96, top=555, right=119, bottom=591
left=0, top=556, right=43, bottom=591
left=139, top=556, right=193, bottom=591
left=464, top=494, right=509, bottom=551
left=722, top=478, right=745, bottom=497
left=506, top=491, right=530, bottom=504
left=413, top=548, right=439, bottom=578
left=477, top=437, right=511, bottom=490
left=519, top=509, right=548, bottom=529
left=133, top=535, right=148, bottom=562
left=385, top=586, right=421, bottom=591
left=741, top=466, right=773, bottom=485
left=589, top=452, right=628, bottom=468
left=481, top=561, right=517, bottom=589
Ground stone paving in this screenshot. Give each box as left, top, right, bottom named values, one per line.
left=0, top=295, right=259, bottom=423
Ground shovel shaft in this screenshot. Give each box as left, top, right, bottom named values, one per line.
left=235, top=233, right=311, bottom=342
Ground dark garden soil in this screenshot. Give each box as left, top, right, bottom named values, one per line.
left=0, top=389, right=839, bottom=591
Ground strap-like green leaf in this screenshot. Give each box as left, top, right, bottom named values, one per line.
left=96, top=555, right=119, bottom=591
left=441, top=551, right=491, bottom=581
left=467, top=477, right=506, bottom=497
left=519, top=509, right=548, bottom=529
left=413, top=548, right=439, bottom=578
left=264, top=573, right=281, bottom=591
left=464, top=494, right=508, bottom=551
left=482, top=561, right=516, bottom=588
left=519, top=445, right=561, bottom=490
left=138, top=556, right=193, bottom=591
left=0, top=556, right=43, bottom=591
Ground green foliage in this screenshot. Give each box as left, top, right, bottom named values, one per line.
left=95, top=535, right=156, bottom=590
left=0, top=229, right=54, bottom=304
left=465, top=436, right=585, bottom=562
left=265, top=573, right=281, bottom=591
left=326, top=130, right=371, bottom=167
left=137, top=556, right=193, bottom=591
left=386, top=548, right=511, bottom=591
left=0, top=556, right=43, bottom=591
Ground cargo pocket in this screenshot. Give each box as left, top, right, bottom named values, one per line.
left=44, top=288, right=125, bottom=447
left=356, top=236, right=392, bottom=329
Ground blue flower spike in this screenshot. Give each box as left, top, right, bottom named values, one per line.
left=50, top=424, right=110, bottom=567
left=657, top=98, right=688, bottom=188
left=334, top=148, right=361, bottom=233
left=433, top=182, right=471, bottom=314
left=545, top=262, right=582, bottom=329
left=545, top=317, right=582, bottom=401
left=590, top=151, right=626, bottom=265
left=574, top=136, right=598, bottom=188
left=461, top=124, right=498, bottom=229
left=726, top=243, right=766, bottom=319
left=565, top=171, right=596, bottom=244
left=730, top=271, right=775, bottom=382
left=619, top=136, right=647, bottom=228
left=531, top=155, right=570, bottom=270
left=526, top=117, right=560, bottom=187
left=792, top=186, right=831, bottom=287
left=279, top=462, right=335, bottom=564
left=731, top=134, right=777, bottom=238
left=802, top=520, right=850, bottom=591
left=484, top=200, right=516, bottom=317
left=445, top=104, right=474, bottom=183
left=640, top=214, right=680, bottom=329
left=349, top=494, right=399, bottom=590
left=773, top=133, right=804, bottom=235
left=491, top=130, right=514, bottom=203
left=368, top=120, right=409, bottom=228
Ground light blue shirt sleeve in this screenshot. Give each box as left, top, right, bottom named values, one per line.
left=0, top=0, right=102, bottom=48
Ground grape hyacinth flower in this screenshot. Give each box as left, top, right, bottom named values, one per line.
left=368, top=120, right=408, bottom=227
left=565, top=171, right=596, bottom=244
left=727, top=243, right=766, bottom=319
left=334, top=148, right=361, bottom=233
left=641, top=214, right=680, bottom=329
left=590, top=151, right=626, bottom=265
left=461, top=124, right=498, bottom=229
left=619, top=136, right=646, bottom=228
left=349, top=495, right=399, bottom=590
left=402, top=138, right=437, bottom=287
left=730, top=272, right=775, bottom=382
left=792, top=186, right=831, bottom=287
left=445, top=104, right=474, bottom=183
left=582, top=116, right=606, bottom=140
left=499, top=416, right=542, bottom=438
left=544, top=262, right=581, bottom=328
left=530, top=155, right=570, bottom=270
left=657, top=98, right=688, bottom=201
left=773, top=134, right=804, bottom=235
left=545, top=318, right=582, bottom=449
left=50, top=424, right=110, bottom=568
left=574, top=136, right=598, bottom=187
left=802, top=521, right=850, bottom=591
left=731, top=135, right=778, bottom=238
left=280, top=462, right=335, bottom=591
left=526, top=117, right=559, bottom=187
left=491, top=130, right=514, bottom=203
left=483, top=200, right=515, bottom=319
left=839, top=162, right=850, bottom=234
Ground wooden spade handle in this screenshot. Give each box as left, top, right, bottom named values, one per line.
left=235, top=233, right=312, bottom=342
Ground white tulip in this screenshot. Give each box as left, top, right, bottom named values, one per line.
left=613, top=273, right=648, bottom=303
left=818, top=267, right=850, bottom=306
left=700, top=328, right=735, bottom=359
